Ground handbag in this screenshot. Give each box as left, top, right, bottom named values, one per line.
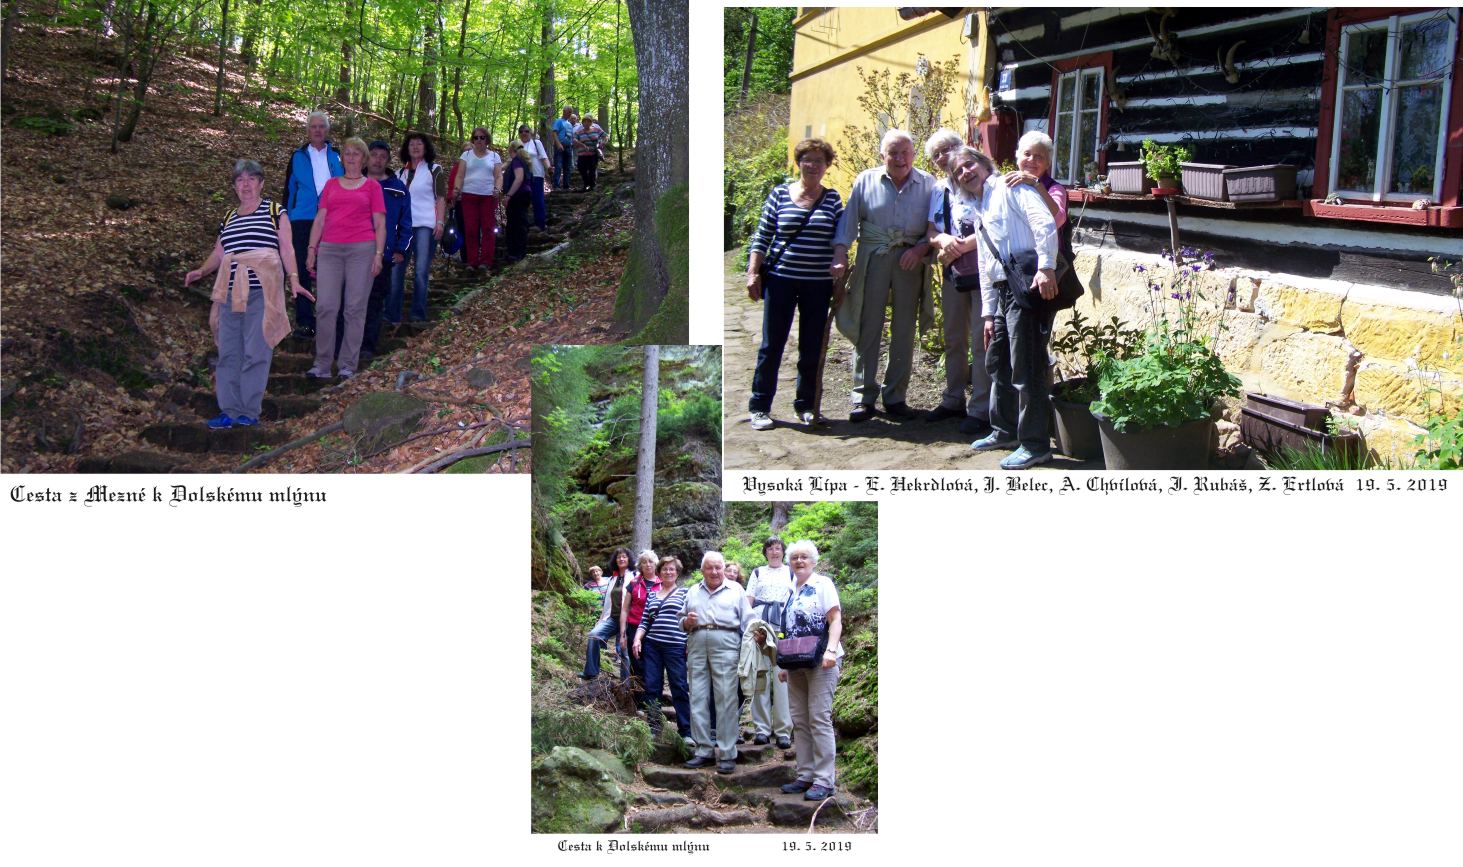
left=942, top=188, right=982, bottom=293
left=755, top=187, right=828, bottom=283
left=976, top=217, right=1081, bottom=314
left=775, top=592, right=829, bottom=670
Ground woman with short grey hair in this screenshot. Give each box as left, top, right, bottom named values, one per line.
left=185, top=160, right=311, bottom=429
left=777, top=539, right=844, bottom=802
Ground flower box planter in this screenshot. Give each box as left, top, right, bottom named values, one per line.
left=1107, top=161, right=1154, bottom=195
left=1223, top=164, right=1298, bottom=203
left=1239, top=398, right=1365, bottom=462
left=1180, top=162, right=1235, bottom=201
left=1243, top=392, right=1328, bottom=429
left=1093, top=412, right=1215, bottom=470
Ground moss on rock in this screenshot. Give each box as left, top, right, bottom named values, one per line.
left=838, top=734, right=878, bottom=801
left=530, top=746, right=628, bottom=833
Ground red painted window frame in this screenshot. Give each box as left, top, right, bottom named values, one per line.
left=1312, top=7, right=1463, bottom=225
left=1047, top=52, right=1114, bottom=179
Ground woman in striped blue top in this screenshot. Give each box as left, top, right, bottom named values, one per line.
left=633, top=555, right=692, bottom=739
left=745, top=139, right=845, bottom=431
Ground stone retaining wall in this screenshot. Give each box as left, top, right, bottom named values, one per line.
left=1064, top=247, right=1463, bottom=464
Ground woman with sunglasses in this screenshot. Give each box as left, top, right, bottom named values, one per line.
left=452, top=127, right=504, bottom=271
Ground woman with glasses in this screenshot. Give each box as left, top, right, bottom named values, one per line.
left=744, top=138, right=845, bottom=431
left=452, top=127, right=504, bottom=271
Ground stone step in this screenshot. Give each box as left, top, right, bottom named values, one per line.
left=625, top=803, right=757, bottom=833
left=267, top=374, right=336, bottom=395
left=140, top=422, right=288, bottom=454
left=185, top=391, right=322, bottom=421
left=766, top=790, right=856, bottom=828
left=268, top=353, right=316, bottom=375
left=639, top=760, right=794, bottom=793
left=76, top=450, right=197, bottom=474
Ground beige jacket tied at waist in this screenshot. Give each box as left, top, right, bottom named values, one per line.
left=833, top=222, right=934, bottom=345
left=209, top=247, right=291, bottom=349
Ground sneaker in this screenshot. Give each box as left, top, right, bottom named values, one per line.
left=776, top=735, right=792, bottom=749
left=206, top=413, right=233, bottom=430
left=780, top=780, right=813, bottom=794
left=960, top=416, right=994, bottom=437
left=882, top=401, right=916, bottom=420
left=804, top=784, right=834, bottom=801
left=848, top=405, right=875, bottom=423
left=971, top=431, right=1018, bottom=451
left=800, top=411, right=823, bottom=427
left=925, top=404, right=964, bottom=423
left=749, top=411, right=774, bottom=430
left=306, top=367, right=331, bottom=379
left=338, top=369, right=354, bottom=380
left=234, top=415, right=258, bottom=427
left=1000, top=446, right=1054, bottom=470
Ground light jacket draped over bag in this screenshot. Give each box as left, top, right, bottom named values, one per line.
left=738, top=617, right=780, bottom=699
left=209, top=247, right=291, bottom=349
left=833, top=221, right=935, bottom=344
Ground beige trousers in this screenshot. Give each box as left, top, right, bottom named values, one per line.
left=787, top=659, right=841, bottom=788
left=313, top=241, right=375, bottom=374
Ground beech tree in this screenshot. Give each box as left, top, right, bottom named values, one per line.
left=631, top=344, right=658, bottom=555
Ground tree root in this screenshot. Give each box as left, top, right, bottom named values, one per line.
left=233, top=421, right=345, bottom=473
left=627, top=804, right=755, bottom=832
left=406, top=438, right=530, bottom=474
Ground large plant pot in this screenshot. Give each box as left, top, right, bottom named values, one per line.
left=1051, top=379, right=1102, bottom=461
left=1093, top=412, right=1214, bottom=470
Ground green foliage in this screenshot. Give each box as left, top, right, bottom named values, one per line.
left=724, top=92, right=790, bottom=250
left=1413, top=373, right=1463, bottom=470
left=723, top=7, right=796, bottom=103
left=1268, top=442, right=1390, bottom=471
left=530, top=704, right=655, bottom=767
left=1092, top=251, right=1241, bottom=432
left=656, top=393, right=721, bottom=444
left=1140, top=139, right=1192, bottom=181
left=1050, top=311, right=1145, bottom=404
left=838, top=58, right=964, bottom=178
left=839, top=734, right=878, bottom=800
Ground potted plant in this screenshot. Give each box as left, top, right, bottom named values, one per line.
left=1089, top=249, right=1242, bottom=469
left=1048, top=310, right=1143, bottom=460
left=1140, top=139, right=1191, bottom=194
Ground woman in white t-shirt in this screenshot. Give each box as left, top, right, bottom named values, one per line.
left=390, top=132, right=447, bottom=323
left=777, top=539, right=843, bottom=803
left=452, top=127, right=504, bottom=271
left=745, top=536, right=795, bottom=748
left=516, top=124, right=551, bottom=231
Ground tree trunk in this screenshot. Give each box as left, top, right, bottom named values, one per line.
left=416, top=2, right=438, bottom=134
left=536, top=4, right=554, bottom=141
left=631, top=344, right=659, bottom=554
left=769, top=501, right=792, bottom=535
left=238, top=0, right=260, bottom=66
left=212, top=0, right=228, bottom=115
left=115, top=1, right=161, bottom=145
left=449, top=0, right=470, bottom=144
left=610, top=0, right=622, bottom=172
left=617, top=0, right=688, bottom=339
left=739, top=10, right=757, bottom=104
left=337, top=0, right=353, bottom=136
left=2, top=0, right=21, bottom=83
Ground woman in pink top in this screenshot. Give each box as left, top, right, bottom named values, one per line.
left=304, top=136, right=386, bottom=379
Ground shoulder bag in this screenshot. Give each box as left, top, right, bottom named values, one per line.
left=976, top=217, right=1080, bottom=314
left=775, top=590, right=829, bottom=670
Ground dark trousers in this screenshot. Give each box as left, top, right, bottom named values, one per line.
left=641, top=638, right=692, bottom=736
left=625, top=619, right=646, bottom=699
left=553, top=146, right=574, bottom=188
left=581, top=617, right=620, bottom=679
left=360, top=258, right=391, bottom=356
left=577, top=153, right=600, bottom=190
left=505, top=195, right=531, bottom=260
left=749, top=273, right=833, bottom=415
left=291, top=219, right=316, bottom=331
left=529, top=175, right=547, bottom=229
left=986, top=286, right=1056, bottom=452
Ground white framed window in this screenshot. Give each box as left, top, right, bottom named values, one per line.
left=1052, top=66, right=1104, bottom=185
left=1329, top=9, right=1458, bottom=202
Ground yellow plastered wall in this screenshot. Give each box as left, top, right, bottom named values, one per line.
left=789, top=8, right=988, bottom=192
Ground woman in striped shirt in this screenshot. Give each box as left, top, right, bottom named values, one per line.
left=745, top=138, right=845, bottom=431
left=633, top=555, right=692, bottom=739
left=184, top=160, right=311, bottom=430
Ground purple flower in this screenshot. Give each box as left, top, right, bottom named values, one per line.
left=1171, top=292, right=1181, bottom=299
left=1135, top=264, right=1147, bottom=273
left=1203, top=251, right=1215, bottom=262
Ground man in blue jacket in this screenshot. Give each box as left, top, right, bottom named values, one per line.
left=360, top=139, right=414, bottom=361
left=281, top=111, right=343, bottom=339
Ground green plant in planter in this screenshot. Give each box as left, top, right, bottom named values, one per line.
left=1139, top=139, right=1191, bottom=184
left=1090, top=250, right=1240, bottom=432
left=1049, top=311, right=1144, bottom=404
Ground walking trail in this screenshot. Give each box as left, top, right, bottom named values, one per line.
left=722, top=251, right=1099, bottom=472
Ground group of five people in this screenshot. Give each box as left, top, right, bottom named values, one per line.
left=746, top=127, right=1072, bottom=470
left=579, top=539, right=846, bottom=802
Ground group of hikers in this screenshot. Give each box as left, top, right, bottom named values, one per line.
left=183, top=105, right=607, bottom=431
left=744, top=127, right=1083, bottom=470
left=579, top=539, right=846, bottom=802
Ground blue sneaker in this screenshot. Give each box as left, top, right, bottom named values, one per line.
left=234, top=415, right=259, bottom=427
left=206, top=413, right=234, bottom=430
left=970, top=431, right=1017, bottom=451
left=1000, top=446, right=1053, bottom=470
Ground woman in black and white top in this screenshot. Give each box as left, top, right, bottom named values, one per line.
left=184, top=159, right=311, bottom=430
left=633, top=555, right=692, bottom=740
left=745, top=138, right=846, bottom=432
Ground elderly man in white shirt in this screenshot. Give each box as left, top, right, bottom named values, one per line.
left=680, top=551, right=749, bottom=774
left=957, top=146, right=1060, bottom=469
